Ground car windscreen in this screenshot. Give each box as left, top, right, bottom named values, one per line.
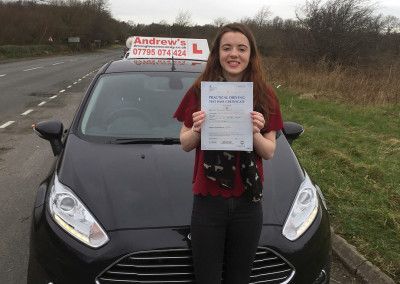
left=78, top=72, right=198, bottom=142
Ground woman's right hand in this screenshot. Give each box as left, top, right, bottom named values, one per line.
left=192, top=111, right=205, bottom=133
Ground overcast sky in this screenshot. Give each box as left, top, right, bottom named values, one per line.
left=109, top=0, right=400, bottom=25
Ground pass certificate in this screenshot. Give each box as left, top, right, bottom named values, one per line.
left=201, top=81, right=253, bottom=151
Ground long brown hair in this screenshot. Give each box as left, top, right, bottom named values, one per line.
left=192, top=23, right=278, bottom=118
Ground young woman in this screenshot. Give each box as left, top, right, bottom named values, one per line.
left=174, top=23, right=283, bottom=284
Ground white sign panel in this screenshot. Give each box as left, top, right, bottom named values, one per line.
left=127, top=36, right=209, bottom=61
left=201, top=82, right=253, bottom=151
left=68, top=37, right=80, bottom=43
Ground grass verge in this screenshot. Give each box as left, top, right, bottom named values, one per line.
left=0, top=44, right=123, bottom=60
left=0, top=44, right=73, bottom=59
left=277, top=88, right=400, bottom=281
left=265, top=57, right=400, bottom=105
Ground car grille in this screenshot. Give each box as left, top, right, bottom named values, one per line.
left=97, top=247, right=295, bottom=284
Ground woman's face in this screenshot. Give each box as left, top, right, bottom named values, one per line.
left=219, top=31, right=251, bottom=81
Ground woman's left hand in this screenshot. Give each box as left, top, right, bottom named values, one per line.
left=251, top=111, right=265, bottom=134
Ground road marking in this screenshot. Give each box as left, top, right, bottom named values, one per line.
left=0, top=74, right=6, bottom=77
left=73, top=82, right=77, bottom=85
left=0, top=121, right=15, bottom=128
left=67, top=85, right=72, bottom=88
left=50, top=95, right=57, bottom=99
left=23, top=66, right=43, bottom=72
left=78, top=79, right=81, bottom=81
left=52, top=61, right=64, bottom=66
left=38, top=101, right=46, bottom=106
left=59, top=89, right=65, bottom=93
left=21, top=109, right=34, bottom=116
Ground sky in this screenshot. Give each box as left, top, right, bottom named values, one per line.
left=108, top=0, right=400, bottom=25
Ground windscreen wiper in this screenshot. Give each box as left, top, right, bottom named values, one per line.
left=112, top=137, right=180, bottom=145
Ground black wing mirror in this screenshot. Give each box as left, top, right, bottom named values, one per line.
left=32, top=120, right=64, bottom=156
left=283, top=121, right=304, bottom=145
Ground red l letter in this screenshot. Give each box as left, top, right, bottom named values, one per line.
left=192, top=44, right=203, bottom=54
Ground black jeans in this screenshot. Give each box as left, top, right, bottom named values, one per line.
left=191, top=194, right=263, bottom=284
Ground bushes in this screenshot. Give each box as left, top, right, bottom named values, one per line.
left=0, top=0, right=132, bottom=47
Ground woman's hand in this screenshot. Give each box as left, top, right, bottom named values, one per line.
left=252, top=111, right=276, bottom=160
left=179, top=111, right=205, bottom=152
left=192, top=111, right=205, bottom=133
left=251, top=111, right=265, bottom=134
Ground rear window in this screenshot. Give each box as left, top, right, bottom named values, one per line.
left=79, top=72, right=197, bottom=140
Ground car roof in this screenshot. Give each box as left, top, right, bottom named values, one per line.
left=105, top=59, right=206, bottom=74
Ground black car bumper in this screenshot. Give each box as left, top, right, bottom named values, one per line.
left=28, top=189, right=331, bottom=284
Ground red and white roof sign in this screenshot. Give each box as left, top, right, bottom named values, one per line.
left=126, top=36, right=209, bottom=61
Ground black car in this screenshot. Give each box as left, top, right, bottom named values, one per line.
left=28, top=57, right=331, bottom=284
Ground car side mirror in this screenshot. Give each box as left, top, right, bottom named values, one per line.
left=32, top=120, right=64, bottom=156
left=283, top=121, right=304, bottom=145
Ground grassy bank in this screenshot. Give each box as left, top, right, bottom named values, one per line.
left=277, top=88, right=400, bottom=281
left=0, top=44, right=73, bottom=59
left=0, top=44, right=122, bottom=60
left=265, top=57, right=400, bottom=105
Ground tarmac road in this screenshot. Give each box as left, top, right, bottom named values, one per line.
left=0, top=50, right=362, bottom=284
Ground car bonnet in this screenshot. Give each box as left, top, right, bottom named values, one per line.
left=56, top=134, right=304, bottom=231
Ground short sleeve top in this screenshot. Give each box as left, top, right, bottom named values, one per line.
left=173, top=87, right=283, bottom=197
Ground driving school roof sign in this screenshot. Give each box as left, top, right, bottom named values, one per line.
left=127, top=36, right=209, bottom=61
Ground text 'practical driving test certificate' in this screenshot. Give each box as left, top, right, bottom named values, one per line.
left=201, top=81, right=253, bottom=151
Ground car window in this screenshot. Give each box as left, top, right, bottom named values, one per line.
left=79, top=72, right=197, bottom=140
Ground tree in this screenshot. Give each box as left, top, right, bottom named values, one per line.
left=213, top=17, right=228, bottom=27
left=272, top=16, right=284, bottom=29
left=174, top=10, right=192, bottom=27
left=296, top=0, right=383, bottom=64
left=382, top=15, right=400, bottom=34
left=253, top=6, right=271, bottom=28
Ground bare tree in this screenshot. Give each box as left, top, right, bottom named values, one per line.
left=296, top=0, right=383, bottom=64
left=213, top=17, right=228, bottom=27
left=174, top=10, right=192, bottom=27
left=253, top=6, right=271, bottom=28
left=272, top=16, right=284, bottom=29
left=382, top=15, right=400, bottom=34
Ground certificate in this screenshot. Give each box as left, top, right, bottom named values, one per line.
left=201, top=81, right=253, bottom=151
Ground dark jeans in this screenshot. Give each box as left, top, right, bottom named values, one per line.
left=191, top=194, right=263, bottom=284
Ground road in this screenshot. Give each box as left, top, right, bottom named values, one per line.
left=0, top=50, right=362, bottom=283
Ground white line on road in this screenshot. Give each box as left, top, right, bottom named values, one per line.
left=0, top=74, right=6, bottom=77
left=52, top=62, right=64, bottom=66
left=59, top=89, right=65, bottom=93
left=49, top=95, right=57, bottom=99
left=67, top=85, right=72, bottom=88
left=38, top=101, right=46, bottom=106
left=23, top=66, right=43, bottom=72
left=73, top=82, right=77, bottom=85
left=78, top=79, right=81, bottom=82
left=0, top=121, right=15, bottom=129
left=21, top=109, right=34, bottom=116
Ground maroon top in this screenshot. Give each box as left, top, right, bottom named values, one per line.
left=174, top=87, right=283, bottom=198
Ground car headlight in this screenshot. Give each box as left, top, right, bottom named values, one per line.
left=282, top=173, right=319, bottom=241
left=49, top=174, right=109, bottom=248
